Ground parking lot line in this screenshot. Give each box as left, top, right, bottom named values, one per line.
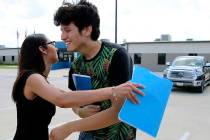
left=179, top=131, right=190, bottom=140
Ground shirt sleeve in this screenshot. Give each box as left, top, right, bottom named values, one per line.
left=108, top=48, right=133, bottom=86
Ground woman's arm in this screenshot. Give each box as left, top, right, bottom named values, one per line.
left=26, top=74, right=143, bottom=108
left=50, top=98, right=125, bottom=140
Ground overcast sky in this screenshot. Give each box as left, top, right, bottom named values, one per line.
left=0, top=0, right=210, bottom=47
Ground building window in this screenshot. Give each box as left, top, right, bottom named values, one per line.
left=134, top=53, right=141, bottom=64
left=188, top=53, right=197, bottom=56
left=158, top=53, right=166, bottom=65
left=63, top=53, right=69, bottom=61
left=12, top=56, right=14, bottom=61
left=57, top=50, right=70, bottom=62
left=3, top=56, right=5, bottom=62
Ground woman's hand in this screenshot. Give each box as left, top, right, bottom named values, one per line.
left=49, top=125, right=71, bottom=140
left=112, top=82, right=144, bottom=104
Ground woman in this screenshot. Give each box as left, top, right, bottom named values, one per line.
left=12, top=34, right=144, bottom=140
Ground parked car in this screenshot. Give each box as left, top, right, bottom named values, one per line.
left=163, top=56, right=210, bottom=93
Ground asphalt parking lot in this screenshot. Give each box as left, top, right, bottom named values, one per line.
left=0, top=68, right=210, bottom=140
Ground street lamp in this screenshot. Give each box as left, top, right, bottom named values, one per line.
left=115, top=0, right=118, bottom=43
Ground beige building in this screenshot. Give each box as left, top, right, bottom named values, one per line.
left=124, top=40, right=210, bottom=72
left=0, top=48, right=19, bottom=64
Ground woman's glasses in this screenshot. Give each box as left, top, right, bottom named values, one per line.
left=46, top=41, right=56, bottom=46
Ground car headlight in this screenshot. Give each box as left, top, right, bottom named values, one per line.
left=163, top=69, right=167, bottom=73
left=163, top=69, right=168, bottom=77
left=195, top=69, right=203, bottom=76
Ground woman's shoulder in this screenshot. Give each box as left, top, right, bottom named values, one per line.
left=21, top=70, right=40, bottom=80
left=24, top=72, right=48, bottom=94
left=19, top=71, right=46, bottom=86
left=26, top=72, right=45, bottom=83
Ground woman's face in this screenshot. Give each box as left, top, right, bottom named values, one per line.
left=45, top=41, right=58, bottom=64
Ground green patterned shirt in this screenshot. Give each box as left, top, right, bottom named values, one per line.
left=69, top=41, right=135, bottom=140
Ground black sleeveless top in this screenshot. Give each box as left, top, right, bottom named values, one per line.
left=13, top=71, right=56, bottom=140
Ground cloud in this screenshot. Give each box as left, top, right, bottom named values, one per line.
left=0, top=0, right=46, bottom=19
left=0, top=0, right=63, bottom=47
left=1, top=0, right=210, bottom=47
left=17, top=1, right=46, bottom=18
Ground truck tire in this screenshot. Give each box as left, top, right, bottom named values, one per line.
left=197, top=81, right=204, bottom=93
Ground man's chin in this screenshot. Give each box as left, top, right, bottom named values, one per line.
left=67, top=47, right=74, bottom=52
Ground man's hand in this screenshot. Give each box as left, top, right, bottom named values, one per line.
left=77, top=105, right=101, bottom=118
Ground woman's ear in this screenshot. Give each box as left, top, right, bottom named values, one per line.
left=39, top=46, right=47, bottom=55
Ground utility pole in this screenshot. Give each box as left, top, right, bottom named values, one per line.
left=115, top=0, right=118, bottom=43
left=62, top=0, right=65, bottom=5
left=16, top=29, right=19, bottom=48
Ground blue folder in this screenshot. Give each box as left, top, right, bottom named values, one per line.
left=72, top=74, right=92, bottom=90
left=118, top=65, right=172, bottom=137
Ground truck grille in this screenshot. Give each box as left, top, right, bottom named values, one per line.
left=169, top=71, right=194, bottom=79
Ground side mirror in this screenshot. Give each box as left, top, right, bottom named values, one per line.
left=166, top=62, right=171, bottom=66
left=203, top=63, right=210, bottom=72
left=204, top=63, right=210, bottom=68
left=205, top=63, right=210, bottom=67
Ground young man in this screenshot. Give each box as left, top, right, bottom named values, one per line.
left=54, top=0, right=136, bottom=139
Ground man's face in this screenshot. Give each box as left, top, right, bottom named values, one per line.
left=60, top=23, right=84, bottom=52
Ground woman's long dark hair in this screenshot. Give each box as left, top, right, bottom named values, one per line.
left=12, top=34, right=48, bottom=102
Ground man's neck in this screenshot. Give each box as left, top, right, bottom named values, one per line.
left=81, top=40, right=101, bottom=60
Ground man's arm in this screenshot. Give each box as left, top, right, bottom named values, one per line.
left=68, top=66, right=81, bottom=116
left=69, top=66, right=101, bottom=118
left=68, top=67, right=76, bottom=90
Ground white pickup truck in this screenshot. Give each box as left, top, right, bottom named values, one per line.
left=163, top=56, right=210, bottom=93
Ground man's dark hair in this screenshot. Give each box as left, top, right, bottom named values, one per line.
left=54, top=0, right=100, bottom=40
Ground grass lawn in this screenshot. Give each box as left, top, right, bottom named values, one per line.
left=0, top=64, right=18, bottom=69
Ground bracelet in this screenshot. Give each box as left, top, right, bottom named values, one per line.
left=111, top=86, right=118, bottom=101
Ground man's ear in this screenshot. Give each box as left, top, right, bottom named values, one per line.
left=39, top=46, right=47, bottom=55
left=82, top=26, right=92, bottom=37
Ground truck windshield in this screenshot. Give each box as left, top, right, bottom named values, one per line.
left=172, top=58, right=203, bottom=67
